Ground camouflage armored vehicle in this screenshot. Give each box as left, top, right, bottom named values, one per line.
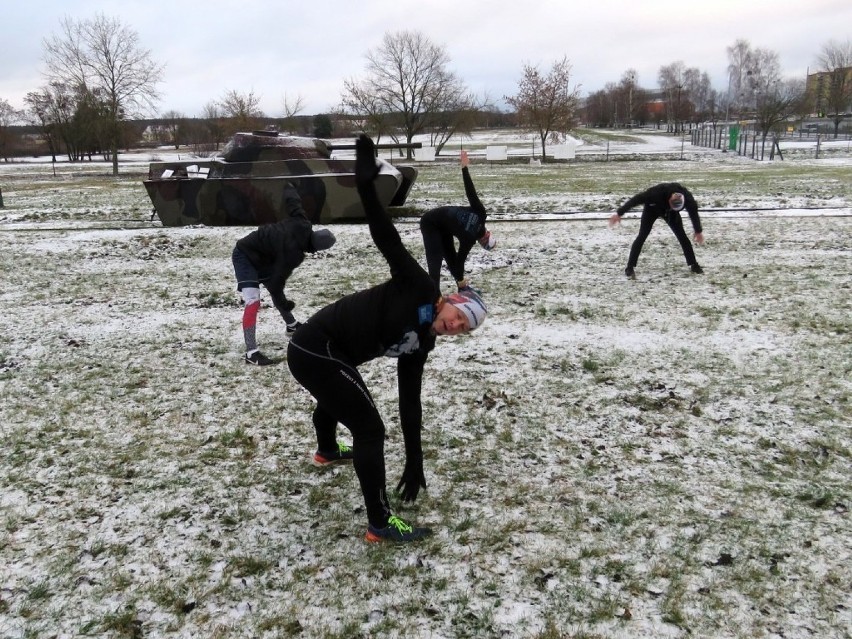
left=143, top=131, right=419, bottom=226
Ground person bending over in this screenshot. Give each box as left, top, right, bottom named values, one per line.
left=287, top=134, right=488, bottom=543
left=609, top=182, right=704, bottom=279
left=232, top=183, right=336, bottom=365
left=419, top=149, right=496, bottom=291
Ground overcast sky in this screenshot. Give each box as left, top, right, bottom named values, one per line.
left=2, top=0, right=851, bottom=118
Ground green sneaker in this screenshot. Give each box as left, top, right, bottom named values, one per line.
left=312, top=442, right=353, bottom=467
left=365, top=514, right=432, bottom=543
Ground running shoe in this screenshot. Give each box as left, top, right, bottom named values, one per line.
left=312, top=442, right=354, bottom=467
left=244, top=351, right=273, bottom=366
left=365, top=514, right=433, bottom=543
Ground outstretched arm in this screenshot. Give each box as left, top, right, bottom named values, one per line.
left=461, top=161, right=487, bottom=220
left=396, top=350, right=428, bottom=502
left=617, top=190, right=647, bottom=216
left=683, top=189, right=703, bottom=236
left=610, top=189, right=647, bottom=227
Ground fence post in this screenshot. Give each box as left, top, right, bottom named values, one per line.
left=0, top=185, right=4, bottom=208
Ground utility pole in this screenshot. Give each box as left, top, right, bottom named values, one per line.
left=723, top=71, right=733, bottom=152
left=628, top=72, right=636, bottom=129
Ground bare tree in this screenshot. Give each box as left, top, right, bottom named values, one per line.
left=281, top=93, right=305, bottom=134
left=658, top=62, right=692, bottom=133
left=161, top=110, right=186, bottom=149
left=619, top=69, right=639, bottom=127
left=341, top=30, right=474, bottom=158
left=726, top=39, right=754, bottom=116
left=426, top=88, right=485, bottom=156
left=728, top=44, right=803, bottom=159
left=24, top=82, right=83, bottom=161
left=339, top=83, right=393, bottom=142
left=43, top=13, right=163, bottom=175
left=505, top=55, right=581, bottom=162
left=0, top=99, right=23, bottom=161
left=814, top=39, right=852, bottom=137
left=742, top=47, right=783, bottom=120
left=202, top=101, right=226, bottom=151
left=217, top=89, right=264, bottom=135
left=753, top=78, right=806, bottom=159
left=684, top=69, right=715, bottom=125
left=583, top=88, right=612, bottom=127
left=24, top=89, right=60, bottom=161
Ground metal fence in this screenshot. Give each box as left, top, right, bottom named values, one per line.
left=690, top=122, right=852, bottom=160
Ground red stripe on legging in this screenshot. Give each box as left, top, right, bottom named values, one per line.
left=242, top=300, right=260, bottom=329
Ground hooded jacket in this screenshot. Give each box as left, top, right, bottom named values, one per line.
left=235, top=184, right=315, bottom=311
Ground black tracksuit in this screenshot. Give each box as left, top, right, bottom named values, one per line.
left=419, top=166, right=488, bottom=285
left=617, top=182, right=703, bottom=269
left=287, top=171, right=440, bottom=528
left=233, top=185, right=313, bottom=317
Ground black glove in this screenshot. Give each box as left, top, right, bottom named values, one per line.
left=282, top=298, right=296, bottom=312
left=355, top=134, right=380, bottom=185
left=395, top=457, right=426, bottom=502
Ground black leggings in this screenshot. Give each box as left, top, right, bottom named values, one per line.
left=627, top=209, right=697, bottom=268
left=287, top=323, right=391, bottom=527
left=420, top=220, right=460, bottom=285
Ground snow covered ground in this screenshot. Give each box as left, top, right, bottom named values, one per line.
left=0, top=130, right=850, bottom=638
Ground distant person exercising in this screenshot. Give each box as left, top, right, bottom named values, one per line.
left=609, top=182, right=704, bottom=278
left=419, top=150, right=496, bottom=291
left=287, top=134, right=488, bottom=543
left=232, top=183, right=336, bottom=365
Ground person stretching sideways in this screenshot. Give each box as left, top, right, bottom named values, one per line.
left=419, top=149, right=496, bottom=291
left=287, top=134, right=488, bottom=543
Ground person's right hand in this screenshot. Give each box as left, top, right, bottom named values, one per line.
left=608, top=213, right=621, bottom=228
left=460, top=149, right=470, bottom=168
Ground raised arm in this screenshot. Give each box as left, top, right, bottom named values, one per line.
left=355, top=135, right=422, bottom=279
left=461, top=153, right=486, bottom=220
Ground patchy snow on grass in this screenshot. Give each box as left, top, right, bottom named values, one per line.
left=0, top=132, right=850, bottom=638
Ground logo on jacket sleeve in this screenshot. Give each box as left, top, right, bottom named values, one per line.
left=384, top=330, right=420, bottom=357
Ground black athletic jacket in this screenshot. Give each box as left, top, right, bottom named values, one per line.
left=235, top=185, right=313, bottom=312
left=617, top=182, right=702, bottom=233
left=307, top=178, right=441, bottom=457
left=419, top=166, right=489, bottom=281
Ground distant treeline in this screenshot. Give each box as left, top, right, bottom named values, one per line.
left=2, top=110, right=519, bottom=160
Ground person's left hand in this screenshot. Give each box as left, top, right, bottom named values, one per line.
left=694, top=232, right=704, bottom=245
left=460, top=149, right=470, bottom=168
left=355, top=134, right=379, bottom=184
left=608, top=213, right=621, bottom=228
left=396, top=457, right=426, bottom=502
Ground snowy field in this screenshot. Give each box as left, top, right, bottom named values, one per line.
left=0, top=130, right=850, bottom=638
